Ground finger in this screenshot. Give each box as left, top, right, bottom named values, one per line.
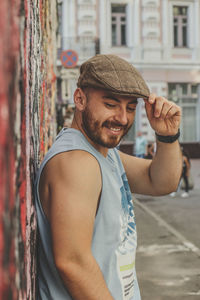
left=153, top=97, right=165, bottom=118
left=159, top=101, right=174, bottom=119
left=145, top=101, right=153, bottom=120
left=148, top=93, right=156, bottom=104
left=165, top=104, right=182, bottom=119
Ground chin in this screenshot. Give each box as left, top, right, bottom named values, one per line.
left=103, top=137, right=121, bottom=148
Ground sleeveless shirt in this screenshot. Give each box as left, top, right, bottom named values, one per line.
left=35, top=128, right=141, bottom=300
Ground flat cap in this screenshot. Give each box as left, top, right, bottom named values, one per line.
left=77, top=54, right=150, bottom=98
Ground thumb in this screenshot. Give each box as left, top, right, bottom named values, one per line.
left=145, top=101, right=153, bottom=120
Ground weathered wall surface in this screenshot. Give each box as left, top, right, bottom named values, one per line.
left=0, top=0, right=57, bottom=299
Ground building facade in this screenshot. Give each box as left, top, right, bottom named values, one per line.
left=56, top=0, right=99, bottom=129
left=57, top=0, right=200, bottom=153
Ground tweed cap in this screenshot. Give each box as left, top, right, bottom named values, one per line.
left=77, top=54, right=150, bottom=98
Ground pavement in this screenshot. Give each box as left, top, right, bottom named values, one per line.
left=134, top=159, right=200, bottom=300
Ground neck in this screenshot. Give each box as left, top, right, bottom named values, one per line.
left=71, top=113, right=81, bottom=131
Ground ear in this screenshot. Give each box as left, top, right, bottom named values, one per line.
left=74, top=88, right=87, bottom=111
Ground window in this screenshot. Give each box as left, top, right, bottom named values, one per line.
left=111, top=4, right=127, bottom=46
left=168, top=83, right=198, bottom=142
left=57, top=2, right=62, bottom=35
left=173, top=6, right=188, bottom=47
left=147, top=1, right=156, bottom=7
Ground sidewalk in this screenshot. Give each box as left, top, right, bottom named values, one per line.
left=134, top=159, right=200, bottom=299
left=135, top=201, right=200, bottom=300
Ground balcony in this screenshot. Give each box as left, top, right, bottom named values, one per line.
left=57, top=36, right=99, bottom=65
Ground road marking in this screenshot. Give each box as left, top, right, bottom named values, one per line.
left=137, top=244, right=190, bottom=255
left=134, top=197, right=200, bottom=257
left=154, top=277, right=190, bottom=287
left=187, top=290, right=200, bottom=295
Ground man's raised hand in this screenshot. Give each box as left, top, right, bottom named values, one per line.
left=145, top=94, right=181, bottom=136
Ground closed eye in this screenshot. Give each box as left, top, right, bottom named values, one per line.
left=105, top=103, right=116, bottom=108
left=127, top=106, right=136, bottom=112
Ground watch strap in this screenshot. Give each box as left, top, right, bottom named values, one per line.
left=155, top=129, right=180, bottom=143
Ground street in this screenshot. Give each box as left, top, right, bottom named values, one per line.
left=134, top=159, right=200, bottom=299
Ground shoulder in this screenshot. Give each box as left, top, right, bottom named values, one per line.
left=43, top=150, right=102, bottom=187
left=39, top=150, right=102, bottom=221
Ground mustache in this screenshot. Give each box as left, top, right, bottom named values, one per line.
left=102, top=120, right=128, bottom=130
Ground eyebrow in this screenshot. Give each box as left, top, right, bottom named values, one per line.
left=102, top=95, right=138, bottom=104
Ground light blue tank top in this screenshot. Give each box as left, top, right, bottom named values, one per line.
left=35, top=128, right=141, bottom=300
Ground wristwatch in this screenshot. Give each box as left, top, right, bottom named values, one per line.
left=155, top=129, right=180, bottom=143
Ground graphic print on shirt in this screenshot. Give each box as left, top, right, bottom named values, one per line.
left=116, top=173, right=137, bottom=300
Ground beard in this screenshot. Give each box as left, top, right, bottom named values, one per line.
left=82, top=105, right=131, bottom=148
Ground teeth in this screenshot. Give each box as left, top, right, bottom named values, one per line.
left=110, top=128, right=121, bottom=131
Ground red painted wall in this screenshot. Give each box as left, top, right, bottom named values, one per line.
left=0, top=1, right=57, bottom=299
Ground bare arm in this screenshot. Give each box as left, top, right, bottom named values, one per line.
left=120, top=140, right=182, bottom=196
left=120, top=94, right=182, bottom=196
left=40, top=151, right=114, bottom=300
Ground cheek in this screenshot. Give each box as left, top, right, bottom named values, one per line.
left=128, top=112, right=136, bottom=124
left=96, top=111, right=112, bottom=124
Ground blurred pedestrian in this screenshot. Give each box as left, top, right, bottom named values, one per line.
left=181, top=149, right=191, bottom=198
left=170, top=147, right=191, bottom=198
left=134, top=131, right=147, bottom=158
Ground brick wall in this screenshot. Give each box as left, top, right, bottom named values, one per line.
left=0, top=0, right=57, bottom=299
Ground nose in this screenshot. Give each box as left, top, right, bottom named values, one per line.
left=114, top=107, right=128, bottom=126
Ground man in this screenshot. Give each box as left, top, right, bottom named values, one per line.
left=35, top=54, right=182, bottom=300
left=134, top=131, right=147, bottom=158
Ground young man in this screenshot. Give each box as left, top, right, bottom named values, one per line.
left=35, top=54, right=182, bottom=300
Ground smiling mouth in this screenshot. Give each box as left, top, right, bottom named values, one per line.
left=102, top=121, right=128, bottom=136
left=110, top=127, right=121, bottom=132
left=104, top=126, right=124, bottom=136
